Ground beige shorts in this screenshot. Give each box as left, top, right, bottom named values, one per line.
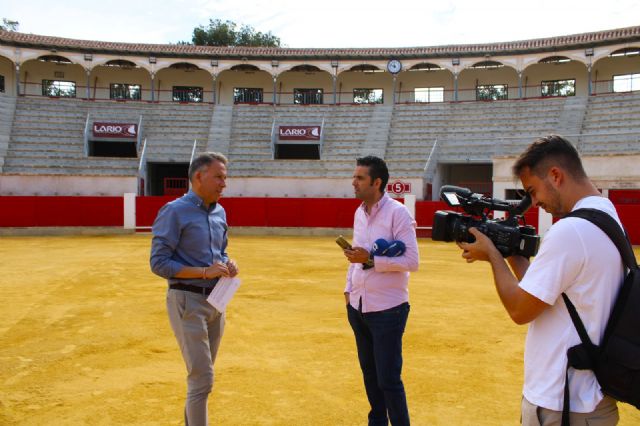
left=521, top=395, right=618, bottom=426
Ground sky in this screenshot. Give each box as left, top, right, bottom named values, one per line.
left=2, top=0, right=639, bottom=48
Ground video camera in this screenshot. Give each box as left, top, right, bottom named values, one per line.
left=432, top=185, right=540, bottom=257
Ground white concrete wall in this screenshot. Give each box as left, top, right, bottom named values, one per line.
left=226, top=177, right=424, bottom=199
left=0, top=175, right=137, bottom=196
left=493, top=154, right=640, bottom=191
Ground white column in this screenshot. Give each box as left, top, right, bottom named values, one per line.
left=404, top=194, right=416, bottom=219
left=124, top=193, right=136, bottom=229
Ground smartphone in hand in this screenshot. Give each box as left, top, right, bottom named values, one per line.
left=335, top=235, right=352, bottom=250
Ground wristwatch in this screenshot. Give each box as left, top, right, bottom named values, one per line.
left=363, top=252, right=375, bottom=270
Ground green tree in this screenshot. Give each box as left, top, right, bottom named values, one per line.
left=190, top=19, right=280, bottom=47
left=0, top=18, right=19, bottom=31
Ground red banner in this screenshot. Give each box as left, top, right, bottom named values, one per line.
left=92, top=122, right=138, bottom=139
left=278, top=126, right=321, bottom=141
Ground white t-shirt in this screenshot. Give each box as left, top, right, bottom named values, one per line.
left=519, top=196, right=624, bottom=412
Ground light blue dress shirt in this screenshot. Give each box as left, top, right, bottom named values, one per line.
left=150, top=190, right=229, bottom=288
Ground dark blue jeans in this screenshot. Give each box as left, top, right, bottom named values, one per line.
left=347, top=302, right=410, bottom=426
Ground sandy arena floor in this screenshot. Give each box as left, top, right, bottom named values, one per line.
left=1, top=235, right=638, bottom=425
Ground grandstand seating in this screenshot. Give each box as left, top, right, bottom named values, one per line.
left=226, top=104, right=377, bottom=177
left=2, top=97, right=213, bottom=175
left=577, top=91, right=640, bottom=154
left=1, top=92, right=639, bottom=180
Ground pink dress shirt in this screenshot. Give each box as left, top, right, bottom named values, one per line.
left=344, top=193, right=419, bottom=313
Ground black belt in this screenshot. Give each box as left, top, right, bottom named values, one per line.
left=169, top=283, right=215, bottom=296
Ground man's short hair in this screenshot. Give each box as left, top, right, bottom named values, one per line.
left=357, top=155, right=389, bottom=193
left=189, top=152, right=228, bottom=181
left=512, top=135, right=587, bottom=180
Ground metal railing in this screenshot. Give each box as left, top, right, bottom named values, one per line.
left=16, top=78, right=640, bottom=105
left=423, top=139, right=438, bottom=180
left=319, top=117, right=325, bottom=157
left=83, top=112, right=91, bottom=156
left=270, top=119, right=277, bottom=159
left=136, top=115, right=143, bottom=151
left=138, top=138, right=147, bottom=196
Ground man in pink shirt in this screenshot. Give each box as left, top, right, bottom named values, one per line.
left=343, top=155, right=419, bottom=426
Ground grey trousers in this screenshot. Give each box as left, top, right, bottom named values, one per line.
left=521, top=395, right=619, bottom=426
left=167, top=289, right=225, bottom=426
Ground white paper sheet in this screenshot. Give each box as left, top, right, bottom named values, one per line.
left=206, top=276, right=241, bottom=312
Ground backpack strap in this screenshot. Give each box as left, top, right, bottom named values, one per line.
left=564, top=208, right=636, bottom=270
left=560, top=207, right=635, bottom=425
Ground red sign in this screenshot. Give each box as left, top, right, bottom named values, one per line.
left=387, top=181, right=411, bottom=195
left=278, top=126, right=321, bottom=141
left=92, top=122, right=138, bottom=139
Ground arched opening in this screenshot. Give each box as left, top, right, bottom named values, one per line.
left=538, top=56, right=572, bottom=64
left=278, top=64, right=331, bottom=104
left=409, top=63, right=442, bottom=71
left=349, top=64, right=382, bottom=73
left=289, top=65, right=322, bottom=72
left=593, top=47, right=640, bottom=93
left=38, top=55, right=73, bottom=64
left=459, top=60, right=516, bottom=101
left=471, top=60, right=504, bottom=69
left=92, top=60, right=147, bottom=101
left=218, top=64, right=272, bottom=104
left=230, top=64, right=261, bottom=72
left=169, top=62, right=201, bottom=72
left=104, top=59, right=137, bottom=69
left=155, top=62, right=211, bottom=102
left=522, top=57, right=587, bottom=98
left=401, top=62, right=449, bottom=103
left=23, top=55, right=83, bottom=97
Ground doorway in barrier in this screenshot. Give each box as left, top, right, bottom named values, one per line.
left=146, top=162, right=189, bottom=196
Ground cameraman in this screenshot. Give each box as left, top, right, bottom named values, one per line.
left=457, top=135, right=623, bottom=425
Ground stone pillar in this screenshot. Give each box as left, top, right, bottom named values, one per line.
left=332, top=75, right=337, bottom=105
left=150, top=72, right=155, bottom=102
left=392, top=75, right=397, bottom=104
left=15, top=63, right=20, bottom=96
left=272, top=76, right=277, bottom=105
left=211, top=73, right=217, bottom=104
left=453, top=73, right=458, bottom=102
left=518, top=71, right=523, bottom=99
left=86, top=68, right=91, bottom=100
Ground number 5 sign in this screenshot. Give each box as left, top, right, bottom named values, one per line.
left=387, top=180, right=411, bottom=195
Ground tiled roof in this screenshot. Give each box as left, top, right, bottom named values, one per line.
left=1, top=26, right=640, bottom=59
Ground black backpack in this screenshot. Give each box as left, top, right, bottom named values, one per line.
left=560, top=208, right=640, bottom=425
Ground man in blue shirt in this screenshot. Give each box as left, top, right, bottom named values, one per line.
left=150, top=152, right=238, bottom=425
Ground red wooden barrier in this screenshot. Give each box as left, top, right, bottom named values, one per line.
left=0, top=196, right=639, bottom=244
left=0, top=196, right=122, bottom=227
